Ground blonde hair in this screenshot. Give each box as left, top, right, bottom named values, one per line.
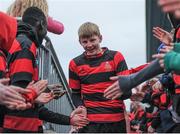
left=7, top=0, right=48, bottom=18
left=78, top=22, right=101, bottom=39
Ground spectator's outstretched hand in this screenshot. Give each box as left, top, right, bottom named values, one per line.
left=130, top=86, right=145, bottom=102
left=70, top=106, right=89, bottom=129
left=70, top=106, right=87, bottom=117
left=104, top=76, right=122, bottom=100
left=158, top=0, right=180, bottom=18
left=35, top=92, right=54, bottom=104
left=153, top=27, right=172, bottom=45
left=27, top=80, right=48, bottom=96
left=148, top=125, right=155, bottom=133
left=0, top=84, right=32, bottom=110
left=0, top=78, right=10, bottom=85
left=70, top=107, right=89, bottom=128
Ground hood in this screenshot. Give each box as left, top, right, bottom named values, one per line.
left=0, top=12, right=17, bottom=51
left=17, top=21, right=40, bottom=47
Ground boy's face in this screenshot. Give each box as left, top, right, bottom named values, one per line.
left=79, top=35, right=102, bottom=56
left=36, top=20, right=47, bottom=44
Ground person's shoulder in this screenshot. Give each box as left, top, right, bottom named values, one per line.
left=72, top=53, right=84, bottom=61
left=110, top=49, right=124, bottom=56
left=70, top=53, right=85, bottom=66
left=107, top=49, right=123, bottom=56
left=16, top=34, right=33, bottom=50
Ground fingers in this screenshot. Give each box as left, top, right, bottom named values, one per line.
left=152, top=53, right=165, bottom=59
left=158, top=0, right=179, bottom=5
left=106, top=90, right=122, bottom=99
left=27, top=80, right=35, bottom=87
left=4, top=101, right=31, bottom=110
left=104, top=82, right=117, bottom=96
left=159, top=59, right=165, bottom=68
left=35, top=92, right=54, bottom=104
left=155, top=27, right=167, bottom=33
left=174, top=10, right=180, bottom=19
left=47, top=83, right=62, bottom=90
left=3, top=87, right=26, bottom=102
left=153, top=27, right=163, bottom=37
left=10, top=85, right=31, bottom=94
left=0, top=78, right=10, bottom=85
left=3, top=94, right=26, bottom=104
left=153, top=34, right=161, bottom=41
left=31, top=80, right=48, bottom=95
left=104, top=81, right=122, bottom=99
left=109, top=76, right=119, bottom=81
left=160, top=46, right=173, bottom=53
left=72, top=114, right=89, bottom=127
left=159, top=0, right=180, bottom=14
left=111, top=92, right=122, bottom=100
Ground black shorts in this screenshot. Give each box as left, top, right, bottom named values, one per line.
left=78, top=120, right=127, bottom=133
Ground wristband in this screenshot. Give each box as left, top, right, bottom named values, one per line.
left=22, top=88, right=37, bottom=103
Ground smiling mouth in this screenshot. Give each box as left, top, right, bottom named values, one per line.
left=86, top=46, right=96, bottom=51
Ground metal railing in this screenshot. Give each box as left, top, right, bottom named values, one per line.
left=38, top=36, right=75, bottom=133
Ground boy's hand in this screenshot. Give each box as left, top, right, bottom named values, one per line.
left=27, top=80, right=48, bottom=95
left=0, top=84, right=32, bottom=110
left=35, top=92, right=54, bottom=104
left=153, top=27, right=172, bottom=45
left=104, top=76, right=123, bottom=100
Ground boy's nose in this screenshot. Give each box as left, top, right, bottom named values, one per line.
left=86, top=42, right=93, bottom=47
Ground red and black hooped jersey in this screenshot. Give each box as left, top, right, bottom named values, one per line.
left=69, top=47, right=129, bottom=122
left=0, top=49, right=6, bottom=78
left=0, top=49, right=7, bottom=129
left=3, top=34, right=40, bottom=132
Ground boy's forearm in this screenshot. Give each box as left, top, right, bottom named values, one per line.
left=71, top=92, right=84, bottom=107
left=38, top=106, right=70, bottom=125
left=118, top=59, right=164, bottom=95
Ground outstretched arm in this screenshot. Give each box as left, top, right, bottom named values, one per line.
left=104, top=59, right=164, bottom=100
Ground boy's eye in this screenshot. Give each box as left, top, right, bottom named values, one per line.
left=82, top=41, right=88, bottom=44
left=90, top=39, right=96, bottom=42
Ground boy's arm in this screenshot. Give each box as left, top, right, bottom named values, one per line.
left=9, top=49, right=35, bottom=87
left=38, top=105, right=70, bottom=125
left=0, top=50, right=7, bottom=78
left=9, top=48, right=38, bottom=102
left=69, top=60, right=83, bottom=107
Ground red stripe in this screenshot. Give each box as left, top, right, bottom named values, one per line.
left=33, top=67, right=39, bottom=81
left=173, top=74, right=180, bottom=85
left=23, top=88, right=37, bottom=103
left=0, top=127, right=3, bottom=133
left=147, top=122, right=152, bottom=127
left=175, top=89, right=180, bottom=94
left=69, top=60, right=77, bottom=71
left=176, top=28, right=180, bottom=39
left=10, top=58, right=34, bottom=75
left=117, top=69, right=129, bottom=76
left=84, top=100, right=124, bottom=108
left=129, top=63, right=149, bottom=74
left=114, top=52, right=126, bottom=68
left=0, top=56, right=6, bottom=71
left=81, top=81, right=114, bottom=94
left=4, top=115, right=40, bottom=132
left=76, top=60, right=116, bottom=76
left=9, top=39, right=21, bottom=54
left=29, top=43, right=37, bottom=57
left=69, top=78, right=80, bottom=89
left=88, top=113, right=125, bottom=122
